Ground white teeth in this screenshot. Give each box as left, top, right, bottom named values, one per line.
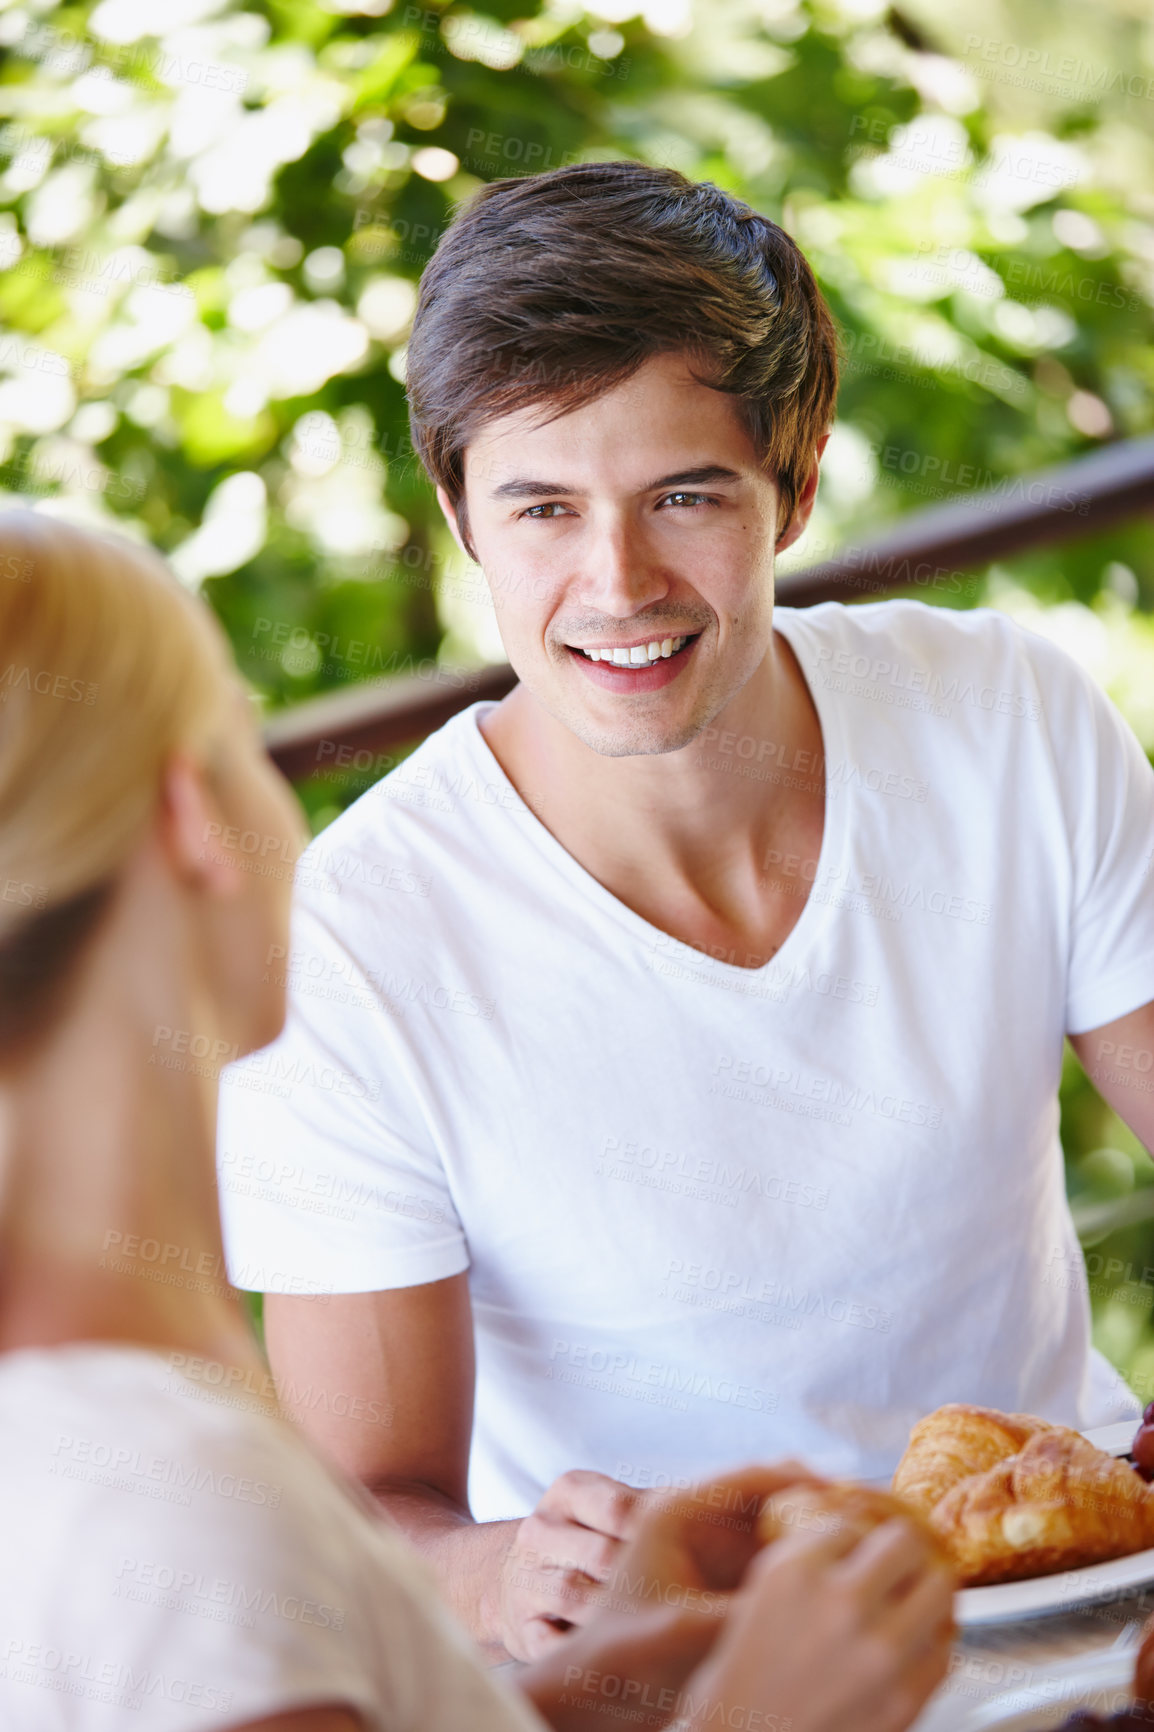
left=575, top=634, right=690, bottom=664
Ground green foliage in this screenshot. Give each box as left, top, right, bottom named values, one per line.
left=1, top=0, right=1153, bottom=1387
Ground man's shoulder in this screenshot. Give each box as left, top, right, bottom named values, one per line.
left=781, top=598, right=1082, bottom=715
left=780, top=596, right=1032, bottom=660
left=299, top=700, right=524, bottom=870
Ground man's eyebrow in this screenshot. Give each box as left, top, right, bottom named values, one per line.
left=488, top=465, right=744, bottom=501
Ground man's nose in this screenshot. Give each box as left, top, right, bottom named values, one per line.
left=572, top=514, right=670, bottom=617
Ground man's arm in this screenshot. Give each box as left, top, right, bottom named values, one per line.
left=263, top=1279, right=642, bottom=1662
left=1069, top=997, right=1154, bottom=1152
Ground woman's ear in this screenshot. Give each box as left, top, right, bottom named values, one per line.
left=157, top=750, right=247, bottom=899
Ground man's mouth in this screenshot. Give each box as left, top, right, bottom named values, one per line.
left=566, top=633, right=698, bottom=666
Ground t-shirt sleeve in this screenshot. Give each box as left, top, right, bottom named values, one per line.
left=1039, top=636, right=1154, bottom=1035
left=217, top=891, right=470, bottom=1294
left=24, top=1390, right=544, bottom=1732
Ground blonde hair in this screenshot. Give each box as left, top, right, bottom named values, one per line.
left=0, top=511, right=237, bottom=1058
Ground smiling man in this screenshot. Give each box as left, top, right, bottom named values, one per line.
left=218, top=161, right=1154, bottom=1661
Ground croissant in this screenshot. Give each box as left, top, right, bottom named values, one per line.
left=929, top=1425, right=1154, bottom=1587
left=759, top=1480, right=949, bottom=1562
left=892, top=1403, right=1055, bottom=1519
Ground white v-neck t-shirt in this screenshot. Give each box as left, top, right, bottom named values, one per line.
left=0, top=1343, right=545, bottom=1731
left=218, top=600, right=1154, bottom=1519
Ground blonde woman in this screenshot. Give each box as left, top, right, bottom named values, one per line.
left=0, top=509, right=953, bottom=1732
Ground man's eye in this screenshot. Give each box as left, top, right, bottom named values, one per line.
left=659, top=492, right=717, bottom=509
left=521, top=502, right=571, bottom=519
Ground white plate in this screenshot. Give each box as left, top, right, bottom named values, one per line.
left=958, top=1548, right=1154, bottom=1626
left=955, top=1646, right=1137, bottom=1729
left=956, top=1420, right=1154, bottom=1627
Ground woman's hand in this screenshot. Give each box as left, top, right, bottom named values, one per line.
left=677, top=1513, right=956, bottom=1732
left=519, top=1463, right=955, bottom=1732
left=517, top=1461, right=825, bottom=1729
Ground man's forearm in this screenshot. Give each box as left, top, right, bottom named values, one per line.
left=370, top=1479, right=519, bottom=1658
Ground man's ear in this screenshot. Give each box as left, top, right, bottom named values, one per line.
left=436, top=485, right=469, bottom=558
left=775, top=432, right=830, bottom=555
left=157, top=751, right=245, bottom=899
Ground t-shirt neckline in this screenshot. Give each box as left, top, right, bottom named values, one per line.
left=460, top=606, right=849, bottom=981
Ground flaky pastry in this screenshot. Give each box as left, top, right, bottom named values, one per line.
left=758, top=1480, right=948, bottom=1561
left=892, top=1405, right=1154, bottom=1587
left=892, top=1403, right=1055, bottom=1518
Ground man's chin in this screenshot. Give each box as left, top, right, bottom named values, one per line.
left=550, top=694, right=714, bottom=760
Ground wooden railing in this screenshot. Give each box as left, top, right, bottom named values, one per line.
left=265, top=435, right=1154, bottom=780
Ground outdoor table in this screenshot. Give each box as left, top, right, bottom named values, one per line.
left=915, top=1583, right=1154, bottom=1729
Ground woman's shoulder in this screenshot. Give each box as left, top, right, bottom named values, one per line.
left=0, top=1343, right=400, bottom=1727
left=0, top=1339, right=397, bottom=1567
left=0, top=1342, right=542, bottom=1732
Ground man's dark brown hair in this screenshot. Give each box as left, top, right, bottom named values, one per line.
left=405, top=158, right=839, bottom=556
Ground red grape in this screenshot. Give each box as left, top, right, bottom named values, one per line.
left=1132, top=1424, right=1154, bottom=1480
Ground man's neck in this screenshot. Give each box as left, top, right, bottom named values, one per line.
left=480, top=626, right=825, bottom=970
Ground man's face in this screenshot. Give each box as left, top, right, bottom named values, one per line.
left=442, top=351, right=800, bottom=758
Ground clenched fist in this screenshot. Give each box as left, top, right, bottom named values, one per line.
left=496, top=1469, right=644, bottom=1660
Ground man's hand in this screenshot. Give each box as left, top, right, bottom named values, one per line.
left=497, top=1469, right=644, bottom=1659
